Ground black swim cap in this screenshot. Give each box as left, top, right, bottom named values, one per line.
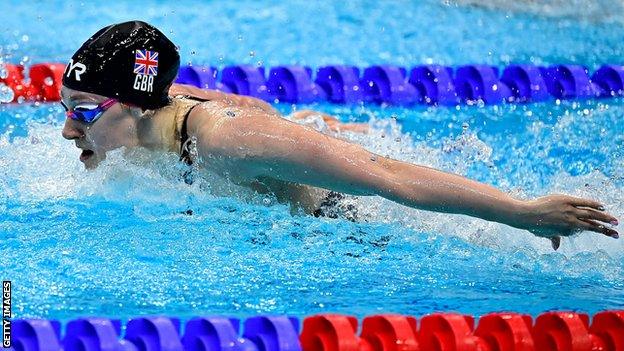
left=62, top=20, right=180, bottom=110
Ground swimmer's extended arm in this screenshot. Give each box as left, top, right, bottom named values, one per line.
left=195, top=102, right=619, bottom=247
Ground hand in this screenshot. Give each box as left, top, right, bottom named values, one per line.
left=290, top=110, right=369, bottom=134
left=518, top=194, right=619, bottom=250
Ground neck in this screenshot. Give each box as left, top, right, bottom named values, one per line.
left=136, top=103, right=178, bottom=152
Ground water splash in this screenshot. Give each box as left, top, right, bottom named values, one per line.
left=0, top=83, right=14, bottom=103
left=1, top=102, right=623, bottom=321
left=441, top=122, right=494, bottom=174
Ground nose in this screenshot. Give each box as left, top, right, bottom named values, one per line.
left=62, top=117, right=85, bottom=140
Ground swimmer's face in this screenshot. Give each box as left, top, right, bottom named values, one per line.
left=60, top=86, right=140, bottom=169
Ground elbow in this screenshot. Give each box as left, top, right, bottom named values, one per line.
left=369, top=157, right=414, bottom=202
left=348, top=154, right=401, bottom=197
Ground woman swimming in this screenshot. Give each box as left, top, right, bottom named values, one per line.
left=60, top=20, right=619, bottom=250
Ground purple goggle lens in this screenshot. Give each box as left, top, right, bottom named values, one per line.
left=61, top=98, right=117, bottom=123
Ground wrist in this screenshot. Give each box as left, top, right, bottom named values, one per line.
left=505, top=198, right=533, bottom=230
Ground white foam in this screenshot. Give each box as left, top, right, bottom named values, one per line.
left=334, top=114, right=623, bottom=258
left=2, top=112, right=621, bottom=259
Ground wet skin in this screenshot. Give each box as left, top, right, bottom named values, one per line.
left=60, top=84, right=620, bottom=250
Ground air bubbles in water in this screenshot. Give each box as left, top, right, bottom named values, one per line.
left=0, top=66, right=8, bottom=79
left=44, top=77, right=54, bottom=86
left=442, top=122, right=493, bottom=171
left=249, top=51, right=255, bottom=57
left=0, top=83, right=15, bottom=103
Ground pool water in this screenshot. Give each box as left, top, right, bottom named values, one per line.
left=0, top=0, right=623, bottom=322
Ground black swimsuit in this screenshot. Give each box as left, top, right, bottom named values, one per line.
left=177, top=97, right=208, bottom=184
left=179, top=107, right=197, bottom=166
left=313, top=191, right=359, bottom=222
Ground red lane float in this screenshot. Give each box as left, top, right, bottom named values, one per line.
left=474, top=313, right=534, bottom=351
left=0, top=63, right=65, bottom=102
left=300, top=314, right=361, bottom=351
left=533, top=311, right=624, bottom=351
left=360, top=315, right=419, bottom=351
left=299, top=314, right=419, bottom=351
left=590, top=310, right=624, bottom=351
left=418, top=313, right=482, bottom=350
left=0, top=64, right=40, bottom=102
left=29, top=63, right=65, bottom=101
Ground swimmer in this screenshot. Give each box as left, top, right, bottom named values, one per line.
left=60, top=21, right=619, bottom=250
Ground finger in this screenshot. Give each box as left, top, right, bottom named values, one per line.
left=576, top=218, right=619, bottom=238
left=342, top=123, right=370, bottom=134
left=573, top=208, right=619, bottom=225
left=550, top=236, right=561, bottom=251
left=320, top=114, right=339, bottom=123
left=567, top=196, right=604, bottom=210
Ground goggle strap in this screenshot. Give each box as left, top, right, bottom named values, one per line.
left=101, top=98, right=117, bottom=109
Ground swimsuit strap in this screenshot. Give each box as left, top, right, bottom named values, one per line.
left=178, top=96, right=208, bottom=165
left=178, top=102, right=203, bottom=186
left=179, top=104, right=198, bottom=166
left=172, top=95, right=210, bottom=185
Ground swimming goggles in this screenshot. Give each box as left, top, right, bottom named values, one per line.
left=60, top=98, right=117, bottom=124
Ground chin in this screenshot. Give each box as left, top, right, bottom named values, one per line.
left=80, top=150, right=103, bottom=169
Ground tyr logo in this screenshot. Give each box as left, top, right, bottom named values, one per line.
left=66, top=59, right=87, bottom=81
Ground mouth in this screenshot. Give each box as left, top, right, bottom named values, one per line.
left=79, top=149, right=95, bottom=162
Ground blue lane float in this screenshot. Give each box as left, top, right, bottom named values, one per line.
left=11, top=319, right=63, bottom=351
left=266, top=66, right=326, bottom=103
left=63, top=318, right=133, bottom=351
left=408, top=65, right=458, bottom=105
left=454, top=65, right=512, bottom=104
left=500, top=65, right=550, bottom=102
left=592, top=65, right=624, bottom=97
left=243, top=316, right=301, bottom=351
left=360, top=65, right=419, bottom=105
left=540, top=65, right=598, bottom=99
left=220, top=65, right=271, bottom=101
left=194, top=63, right=621, bottom=105
left=182, top=317, right=250, bottom=351
left=315, top=65, right=362, bottom=103
left=125, top=317, right=183, bottom=351
left=175, top=66, right=230, bottom=93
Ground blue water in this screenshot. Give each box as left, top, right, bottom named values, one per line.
left=1, top=0, right=623, bottom=323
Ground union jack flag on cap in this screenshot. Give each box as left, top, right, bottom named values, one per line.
left=134, top=49, right=159, bottom=76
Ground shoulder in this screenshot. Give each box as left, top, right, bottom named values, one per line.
left=187, top=99, right=313, bottom=161
left=185, top=99, right=266, bottom=151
